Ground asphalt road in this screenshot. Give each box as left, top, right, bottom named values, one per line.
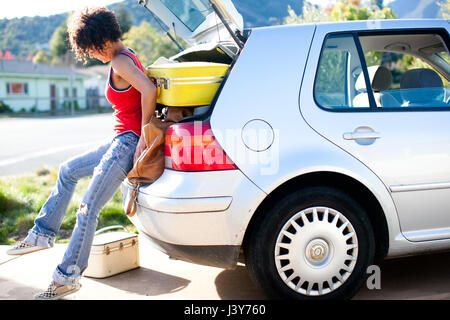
left=0, top=114, right=114, bottom=176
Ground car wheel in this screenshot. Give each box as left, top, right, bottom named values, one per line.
left=245, top=186, right=375, bottom=300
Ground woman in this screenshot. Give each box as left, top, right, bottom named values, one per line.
left=7, top=7, right=156, bottom=300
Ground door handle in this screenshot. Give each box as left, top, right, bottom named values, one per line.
left=343, top=131, right=381, bottom=140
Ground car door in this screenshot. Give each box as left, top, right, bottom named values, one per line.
left=300, top=21, right=450, bottom=242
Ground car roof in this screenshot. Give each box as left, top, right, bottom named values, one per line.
left=251, top=19, right=449, bottom=33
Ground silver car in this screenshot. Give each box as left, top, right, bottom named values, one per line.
left=122, top=0, right=450, bottom=299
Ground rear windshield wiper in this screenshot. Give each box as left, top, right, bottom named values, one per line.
left=137, top=0, right=184, bottom=51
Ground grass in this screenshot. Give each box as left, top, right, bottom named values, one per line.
left=0, top=166, right=136, bottom=245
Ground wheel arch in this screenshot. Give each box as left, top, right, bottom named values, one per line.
left=242, top=171, right=389, bottom=260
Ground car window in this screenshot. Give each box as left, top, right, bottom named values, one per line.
left=160, top=0, right=213, bottom=32
left=359, top=32, right=450, bottom=109
left=314, top=34, right=370, bottom=110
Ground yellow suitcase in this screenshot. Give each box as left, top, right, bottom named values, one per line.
left=147, top=61, right=229, bottom=107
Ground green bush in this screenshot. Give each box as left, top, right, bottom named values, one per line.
left=0, top=101, right=13, bottom=113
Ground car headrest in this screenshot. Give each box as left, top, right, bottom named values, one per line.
left=400, top=68, right=443, bottom=90
left=400, top=68, right=443, bottom=103
left=355, top=66, right=392, bottom=93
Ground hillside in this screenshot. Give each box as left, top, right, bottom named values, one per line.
left=0, top=14, right=67, bottom=58
left=111, top=0, right=304, bottom=28
left=233, top=0, right=303, bottom=27
left=0, top=0, right=303, bottom=58
left=389, top=0, right=442, bottom=19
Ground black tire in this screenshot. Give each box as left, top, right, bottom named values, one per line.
left=244, top=186, right=375, bottom=300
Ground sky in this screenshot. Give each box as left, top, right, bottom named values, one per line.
left=0, top=0, right=399, bottom=20
left=307, top=0, right=395, bottom=7
left=0, top=0, right=123, bottom=19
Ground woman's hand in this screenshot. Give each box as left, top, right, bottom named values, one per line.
left=134, top=135, right=146, bottom=164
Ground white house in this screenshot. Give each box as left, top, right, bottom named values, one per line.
left=0, top=59, right=89, bottom=112
left=74, top=65, right=110, bottom=109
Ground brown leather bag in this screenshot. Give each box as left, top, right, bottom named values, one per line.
left=126, top=107, right=193, bottom=217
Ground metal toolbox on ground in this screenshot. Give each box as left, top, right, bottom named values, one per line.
left=83, top=226, right=139, bottom=279
left=147, top=61, right=229, bottom=107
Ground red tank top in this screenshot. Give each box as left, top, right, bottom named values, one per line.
left=105, top=48, right=145, bottom=137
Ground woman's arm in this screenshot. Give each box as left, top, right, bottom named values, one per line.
left=111, top=54, right=157, bottom=126
left=111, top=54, right=157, bottom=162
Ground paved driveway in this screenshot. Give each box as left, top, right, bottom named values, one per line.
left=1, top=235, right=449, bottom=300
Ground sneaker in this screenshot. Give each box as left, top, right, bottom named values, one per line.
left=6, top=241, right=49, bottom=256
left=34, top=282, right=82, bottom=300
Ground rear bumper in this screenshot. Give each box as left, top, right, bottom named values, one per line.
left=135, top=192, right=232, bottom=213
left=140, top=231, right=240, bottom=269
left=121, top=169, right=266, bottom=269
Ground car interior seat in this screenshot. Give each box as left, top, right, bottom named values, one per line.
left=399, top=68, right=445, bottom=107
left=353, top=65, right=401, bottom=108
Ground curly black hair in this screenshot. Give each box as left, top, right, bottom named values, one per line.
left=67, top=7, right=122, bottom=62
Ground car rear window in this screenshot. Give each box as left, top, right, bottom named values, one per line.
left=160, top=0, right=213, bottom=32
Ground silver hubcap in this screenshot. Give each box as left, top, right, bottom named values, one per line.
left=306, top=238, right=330, bottom=266
left=274, top=207, right=358, bottom=296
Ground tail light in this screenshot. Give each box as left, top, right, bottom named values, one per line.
left=165, top=121, right=237, bottom=171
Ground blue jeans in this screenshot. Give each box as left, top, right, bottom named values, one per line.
left=24, top=131, right=139, bottom=285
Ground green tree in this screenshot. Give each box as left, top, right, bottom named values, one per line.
left=283, top=2, right=330, bottom=24
left=122, top=21, right=184, bottom=67
left=49, top=18, right=69, bottom=60
left=331, top=0, right=395, bottom=21
left=114, top=5, right=133, bottom=34
left=370, top=0, right=384, bottom=9
left=283, top=0, right=395, bottom=25
left=0, top=14, right=66, bottom=58
left=50, top=13, right=103, bottom=67
left=438, top=0, right=450, bottom=19
left=32, top=50, right=50, bottom=64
